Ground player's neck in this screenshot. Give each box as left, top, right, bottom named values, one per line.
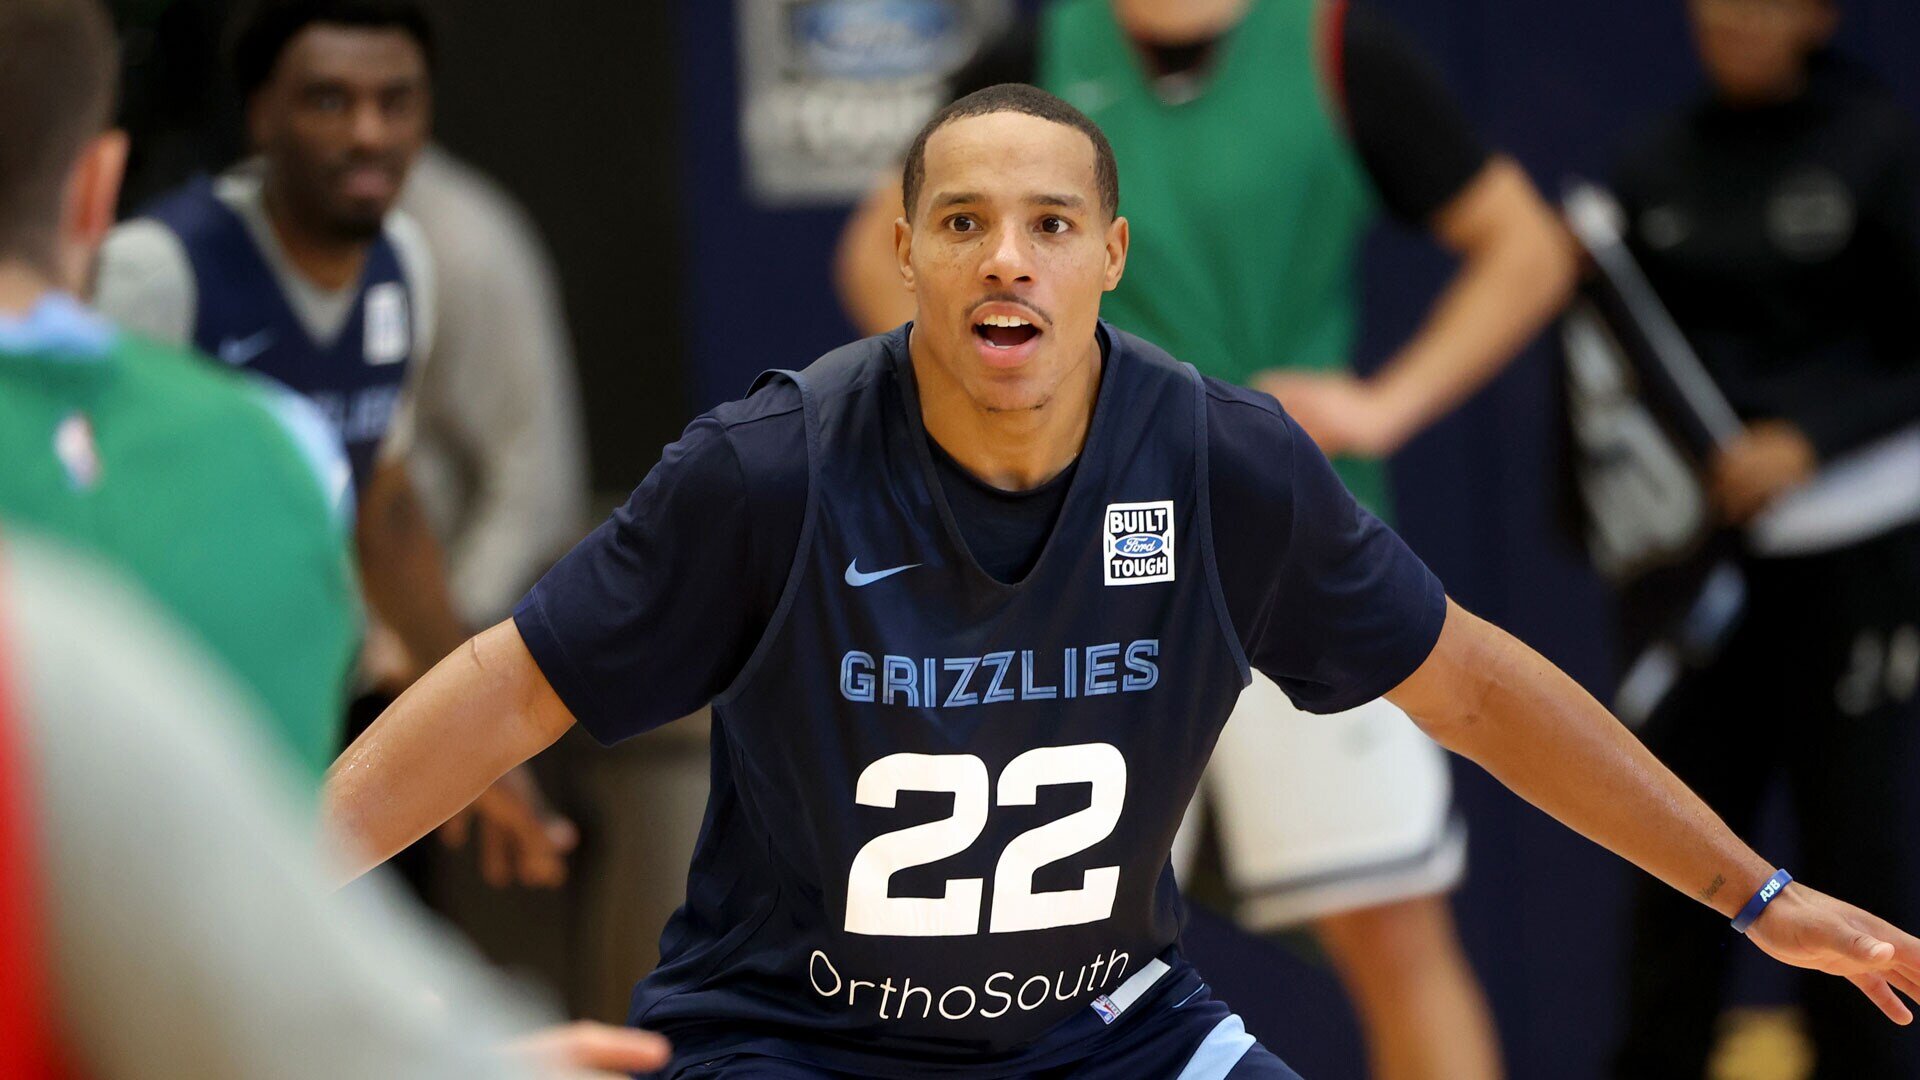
left=911, top=334, right=1103, bottom=492
left=0, top=262, right=56, bottom=318
left=260, top=179, right=370, bottom=293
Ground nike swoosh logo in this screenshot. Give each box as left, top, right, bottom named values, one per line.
left=1172, top=984, right=1207, bottom=1010
left=217, top=329, right=276, bottom=367
left=845, top=559, right=920, bottom=587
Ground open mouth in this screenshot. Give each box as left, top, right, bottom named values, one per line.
left=973, top=313, right=1042, bottom=350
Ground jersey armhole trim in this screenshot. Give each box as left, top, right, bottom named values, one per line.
left=1192, top=366, right=1253, bottom=688
left=712, top=371, right=819, bottom=710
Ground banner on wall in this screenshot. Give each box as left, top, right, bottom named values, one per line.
left=738, top=0, right=1012, bottom=207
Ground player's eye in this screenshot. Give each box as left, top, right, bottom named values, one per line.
left=380, top=86, right=419, bottom=116
left=1038, top=216, right=1070, bottom=235
left=947, top=215, right=979, bottom=234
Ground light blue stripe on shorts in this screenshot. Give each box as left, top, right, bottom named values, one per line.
left=1175, top=1014, right=1257, bottom=1079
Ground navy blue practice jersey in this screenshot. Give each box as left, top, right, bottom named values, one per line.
left=143, top=178, right=417, bottom=488
left=515, top=325, right=1446, bottom=1075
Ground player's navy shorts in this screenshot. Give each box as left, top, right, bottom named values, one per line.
left=662, top=967, right=1302, bottom=1079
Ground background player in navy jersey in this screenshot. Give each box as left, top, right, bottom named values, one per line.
left=326, top=85, right=1920, bottom=1078
left=93, top=0, right=573, bottom=888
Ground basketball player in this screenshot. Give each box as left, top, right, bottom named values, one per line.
left=94, top=0, right=465, bottom=683
left=838, top=6, right=1571, bottom=1074
left=94, top=0, right=571, bottom=883
left=328, top=87, right=1920, bottom=1078
left=5, top=532, right=671, bottom=1080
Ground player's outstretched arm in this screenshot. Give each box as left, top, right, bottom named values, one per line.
left=1387, top=599, right=1920, bottom=1023
left=323, top=618, right=576, bottom=885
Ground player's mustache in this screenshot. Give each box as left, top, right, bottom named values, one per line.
left=331, top=152, right=405, bottom=178
left=969, top=293, right=1051, bottom=329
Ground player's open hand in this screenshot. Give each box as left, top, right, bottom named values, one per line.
left=438, top=764, right=579, bottom=888
left=506, top=1020, right=672, bottom=1078
left=1744, top=882, right=1920, bottom=1023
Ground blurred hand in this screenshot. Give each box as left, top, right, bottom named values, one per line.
left=1251, top=369, right=1404, bottom=458
left=1746, top=883, right=1920, bottom=1024
left=438, top=764, right=578, bottom=888
left=1711, top=420, right=1816, bottom=524
left=506, top=1020, right=672, bottom=1078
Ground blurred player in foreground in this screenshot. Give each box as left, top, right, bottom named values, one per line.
left=330, top=86, right=1920, bottom=1078
left=4, top=531, right=669, bottom=1079
left=839, top=5, right=1575, bottom=1073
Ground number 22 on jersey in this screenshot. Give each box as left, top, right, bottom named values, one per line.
left=845, top=742, right=1127, bottom=937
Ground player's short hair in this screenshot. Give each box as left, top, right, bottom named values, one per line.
left=901, top=83, right=1120, bottom=222
left=0, top=0, right=118, bottom=267
left=231, top=0, right=435, bottom=101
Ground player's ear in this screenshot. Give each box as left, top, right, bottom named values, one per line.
left=64, top=130, right=127, bottom=290
left=895, top=216, right=916, bottom=293
left=1103, top=214, right=1129, bottom=292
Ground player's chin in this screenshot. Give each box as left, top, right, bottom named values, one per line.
left=325, top=201, right=392, bottom=242
left=965, top=375, right=1051, bottom=415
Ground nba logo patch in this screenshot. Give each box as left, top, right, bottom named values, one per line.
left=363, top=282, right=409, bottom=366
left=54, top=411, right=102, bottom=491
left=1104, top=500, right=1174, bottom=586
left=1090, top=994, right=1121, bottom=1024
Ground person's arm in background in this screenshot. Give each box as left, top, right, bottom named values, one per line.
left=368, top=212, right=475, bottom=680
left=836, top=175, right=918, bottom=336
left=1256, top=3, right=1578, bottom=457
left=401, top=150, right=590, bottom=626
left=356, top=455, right=472, bottom=674
left=1389, top=599, right=1920, bottom=1021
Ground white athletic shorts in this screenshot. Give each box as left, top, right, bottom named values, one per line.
left=1174, top=670, right=1466, bottom=930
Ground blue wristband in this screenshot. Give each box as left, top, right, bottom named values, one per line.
left=1731, top=869, right=1793, bottom=934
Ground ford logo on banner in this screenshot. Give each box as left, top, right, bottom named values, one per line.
left=1114, top=534, right=1165, bottom=558
left=791, top=0, right=961, bottom=80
